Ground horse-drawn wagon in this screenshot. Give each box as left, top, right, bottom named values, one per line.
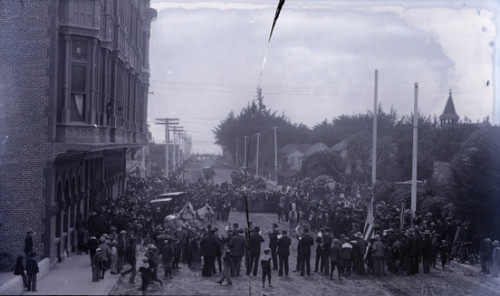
left=151, top=191, right=215, bottom=232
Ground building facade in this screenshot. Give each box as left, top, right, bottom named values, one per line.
left=0, top=0, right=156, bottom=264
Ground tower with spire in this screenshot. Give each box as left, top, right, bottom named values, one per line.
left=440, top=89, right=460, bottom=126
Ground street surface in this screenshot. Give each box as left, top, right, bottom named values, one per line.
left=182, top=158, right=233, bottom=185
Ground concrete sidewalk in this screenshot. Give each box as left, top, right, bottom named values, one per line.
left=22, top=253, right=119, bottom=295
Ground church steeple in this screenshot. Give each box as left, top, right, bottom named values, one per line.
left=440, top=89, right=459, bottom=126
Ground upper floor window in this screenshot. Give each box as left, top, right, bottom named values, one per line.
left=72, top=39, right=87, bottom=60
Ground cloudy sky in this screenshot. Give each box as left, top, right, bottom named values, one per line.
left=148, top=0, right=499, bottom=154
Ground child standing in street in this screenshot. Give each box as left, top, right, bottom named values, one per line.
left=92, top=248, right=102, bottom=282
left=260, top=248, right=272, bottom=288
left=217, top=249, right=232, bottom=285
left=25, top=252, right=39, bottom=292
left=110, top=240, right=118, bottom=274
left=439, top=240, right=449, bottom=270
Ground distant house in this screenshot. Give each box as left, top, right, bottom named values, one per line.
left=279, top=143, right=329, bottom=171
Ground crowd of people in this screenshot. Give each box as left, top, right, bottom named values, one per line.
left=34, top=170, right=498, bottom=294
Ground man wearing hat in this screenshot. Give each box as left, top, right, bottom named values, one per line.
left=98, top=237, right=110, bottom=279
left=321, top=227, right=333, bottom=276
left=88, top=236, right=99, bottom=264
left=228, top=229, right=246, bottom=277
left=405, top=229, right=418, bottom=275
left=354, top=231, right=367, bottom=275
left=200, top=226, right=219, bottom=277
left=268, top=223, right=280, bottom=271
left=372, top=235, right=385, bottom=277
left=298, top=226, right=314, bottom=276
left=491, top=240, right=500, bottom=277
left=121, top=237, right=137, bottom=283
left=117, top=230, right=127, bottom=273
left=24, top=229, right=34, bottom=259
left=25, top=252, right=39, bottom=292
left=314, top=228, right=324, bottom=274
left=248, top=226, right=265, bottom=276
left=422, top=230, right=432, bottom=274
left=277, top=230, right=292, bottom=276
left=162, top=239, right=175, bottom=279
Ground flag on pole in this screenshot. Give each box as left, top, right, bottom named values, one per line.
left=268, top=0, right=286, bottom=42
left=400, top=200, right=405, bottom=230
left=363, top=193, right=375, bottom=241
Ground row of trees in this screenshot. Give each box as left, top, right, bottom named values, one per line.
left=213, top=90, right=499, bottom=238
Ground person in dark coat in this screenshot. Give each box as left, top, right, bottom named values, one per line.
left=200, top=227, right=219, bottom=277
left=330, top=239, right=342, bottom=280
left=479, top=238, right=493, bottom=274
left=92, top=248, right=103, bottom=282
left=439, top=240, right=449, bottom=270
left=228, top=229, right=246, bottom=277
left=404, top=229, right=418, bottom=275
left=299, top=226, right=314, bottom=276
left=161, top=239, right=175, bottom=279
left=277, top=230, right=292, bottom=276
left=354, top=231, right=367, bottom=275
left=321, top=227, right=333, bottom=276
left=24, top=229, right=34, bottom=259
left=314, top=228, right=324, bottom=273
left=88, top=236, right=99, bottom=264
left=139, top=258, right=153, bottom=295
left=268, top=223, right=280, bottom=271
left=14, top=256, right=28, bottom=289
left=421, top=230, right=433, bottom=274
left=117, top=230, right=127, bottom=273
left=25, top=252, right=39, bottom=292
left=248, top=226, right=265, bottom=276
left=372, top=235, right=385, bottom=277
left=121, top=237, right=137, bottom=284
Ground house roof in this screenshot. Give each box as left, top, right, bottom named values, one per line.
left=303, top=143, right=329, bottom=157
left=439, top=89, right=459, bottom=122
left=279, top=144, right=314, bottom=155
left=330, top=139, right=348, bottom=153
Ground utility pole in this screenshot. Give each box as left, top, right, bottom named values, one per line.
left=255, top=133, right=260, bottom=176
left=171, top=126, right=183, bottom=176
left=411, top=82, right=419, bottom=227
left=273, top=126, right=278, bottom=182
left=155, top=118, right=179, bottom=179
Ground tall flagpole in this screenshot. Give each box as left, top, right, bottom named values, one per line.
left=372, top=69, right=378, bottom=186
left=364, top=69, right=378, bottom=241
left=411, top=82, right=419, bottom=227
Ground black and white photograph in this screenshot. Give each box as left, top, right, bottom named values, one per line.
left=1, top=0, right=499, bottom=295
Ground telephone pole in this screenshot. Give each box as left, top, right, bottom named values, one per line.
left=171, top=126, right=184, bottom=175
left=155, top=118, right=179, bottom=178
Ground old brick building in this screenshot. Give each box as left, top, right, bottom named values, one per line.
left=0, top=0, right=156, bottom=264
